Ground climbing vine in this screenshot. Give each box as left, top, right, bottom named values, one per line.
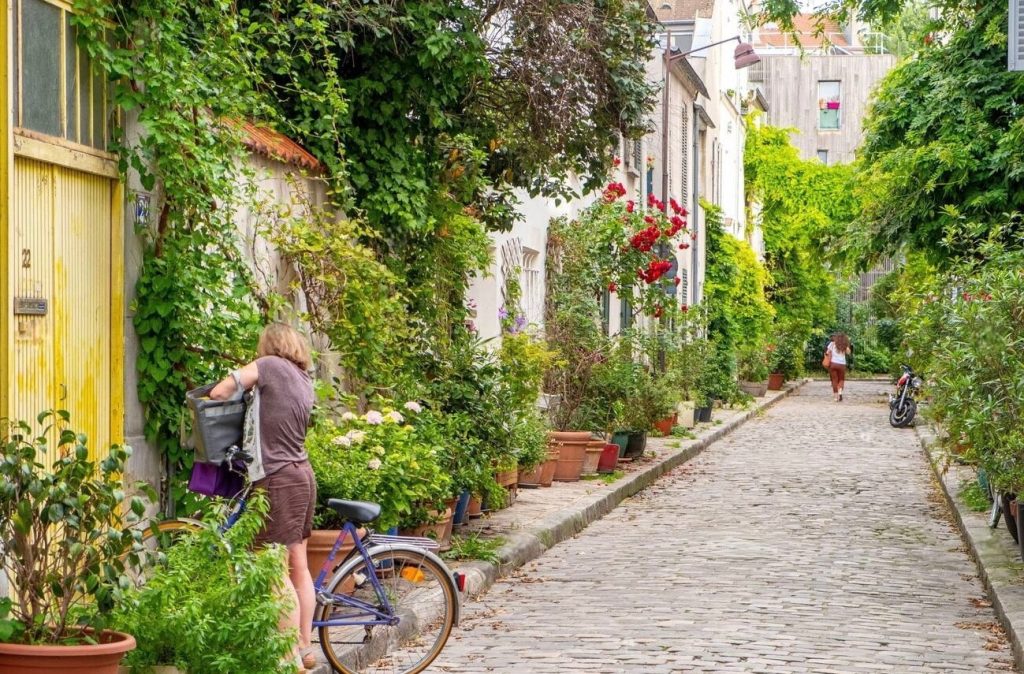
left=72, top=0, right=658, bottom=511
left=73, top=0, right=346, bottom=511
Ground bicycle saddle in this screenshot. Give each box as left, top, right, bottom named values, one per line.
left=326, top=498, right=381, bottom=524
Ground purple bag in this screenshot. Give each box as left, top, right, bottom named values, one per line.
left=188, top=461, right=245, bottom=498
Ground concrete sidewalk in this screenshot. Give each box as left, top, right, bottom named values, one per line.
left=923, top=423, right=1024, bottom=673
left=310, top=381, right=806, bottom=673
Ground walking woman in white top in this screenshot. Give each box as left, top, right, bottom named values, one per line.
left=825, top=333, right=852, bottom=402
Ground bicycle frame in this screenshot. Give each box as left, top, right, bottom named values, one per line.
left=213, top=492, right=456, bottom=630
left=312, top=521, right=398, bottom=629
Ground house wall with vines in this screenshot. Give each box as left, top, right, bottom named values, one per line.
left=122, top=136, right=330, bottom=489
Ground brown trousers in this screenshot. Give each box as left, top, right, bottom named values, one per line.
left=829, top=364, right=847, bottom=393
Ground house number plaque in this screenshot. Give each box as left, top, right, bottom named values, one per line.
left=14, top=297, right=47, bottom=316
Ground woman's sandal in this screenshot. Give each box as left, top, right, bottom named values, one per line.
left=300, top=646, right=318, bottom=670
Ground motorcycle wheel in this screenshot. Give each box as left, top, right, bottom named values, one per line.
left=889, top=399, right=917, bottom=428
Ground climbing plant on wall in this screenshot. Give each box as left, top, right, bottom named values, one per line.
left=73, top=0, right=346, bottom=511
left=73, top=0, right=658, bottom=511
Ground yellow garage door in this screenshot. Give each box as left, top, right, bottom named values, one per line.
left=13, top=155, right=119, bottom=463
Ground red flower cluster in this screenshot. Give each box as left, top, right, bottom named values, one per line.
left=678, top=242, right=690, bottom=250
left=664, top=215, right=687, bottom=237
left=637, top=258, right=673, bottom=284
left=680, top=303, right=689, bottom=312
left=626, top=200, right=635, bottom=213
left=669, top=198, right=688, bottom=216
left=603, top=182, right=627, bottom=203
left=608, top=282, right=618, bottom=293
left=630, top=225, right=661, bottom=251
left=613, top=157, right=622, bottom=168
left=647, top=193, right=667, bottom=212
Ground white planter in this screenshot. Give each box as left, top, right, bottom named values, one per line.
left=676, top=401, right=696, bottom=428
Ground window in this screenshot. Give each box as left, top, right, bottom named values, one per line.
left=818, top=80, right=841, bottom=130
left=679, top=267, right=689, bottom=304
left=521, top=250, right=542, bottom=325
left=619, top=297, right=633, bottom=331
left=817, top=149, right=829, bottom=164
left=631, top=139, right=642, bottom=171
left=15, top=0, right=113, bottom=149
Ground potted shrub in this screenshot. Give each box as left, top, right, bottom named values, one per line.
left=306, top=403, right=451, bottom=570
left=112, top=494, right=294, bottom=673
left=736, top=345, right=770, bottom=397
left=767, top=327, right=804, bottom=390
left=0, top=412, right=149, bottom=673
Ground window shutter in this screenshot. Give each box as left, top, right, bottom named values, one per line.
left=680, top=107, right=689, bottom=203
left=1011, top=0, right=1024, bottom=71
left=632, top=139, right=643, bottom=170
left=679, top=268, right=689, bottom=303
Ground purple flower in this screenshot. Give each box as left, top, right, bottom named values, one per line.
left=498, top=306, right=509, bottom=320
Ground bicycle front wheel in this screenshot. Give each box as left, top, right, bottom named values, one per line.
left=316, top=547, right=458, bottom=674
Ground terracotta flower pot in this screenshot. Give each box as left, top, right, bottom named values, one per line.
left=495, top=469, right=519, bottom=487
left=767, top=372, right=785, bottom=390
left=539, top=452, right=559, bottom=487
left=550, top=431, right=590, bottom=482
left=0, top=630, right=136, bottom=674
left=400, top=507, right=454, bottom=551
left=582, top=438, right=605, bottom=475
left=307, top=528, right=361, bottom=580
left=467, top=495, right=483, bottom=518
left=518, top=464, right=544, bottom=488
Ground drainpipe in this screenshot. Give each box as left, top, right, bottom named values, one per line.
left=691, top=101, right=701, bottom=305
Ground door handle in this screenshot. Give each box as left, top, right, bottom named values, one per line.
left=59, top=384, right=67, bottom=401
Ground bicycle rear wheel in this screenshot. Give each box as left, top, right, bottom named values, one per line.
left=316, top=547, right=458, bottom=674
left=123, top=518, right=203, bottom=586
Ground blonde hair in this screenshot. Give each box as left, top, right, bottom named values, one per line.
left=258, top=323, right=312, bottom=371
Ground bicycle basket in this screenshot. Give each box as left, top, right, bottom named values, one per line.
left=186, top=382, right=246, bottom=465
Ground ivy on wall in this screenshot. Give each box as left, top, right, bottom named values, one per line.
left=73, top=0, right=658, bottom=511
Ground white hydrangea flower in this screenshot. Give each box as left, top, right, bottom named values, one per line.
left=332, top=435, right=352, bottom=447
left=386, top=410, right=405, bottom=424
left=347, top=430, right=367, bottom=445
left=403, top=401, right=423, bottom=413
left=367, top=458, right=382, bottom=471
left=341, top=411, right=357, bottom=422
left=364, top=411, right=384, bottom=425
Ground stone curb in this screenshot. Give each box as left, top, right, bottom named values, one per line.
left=918, top=422, right=1024, bottom=673
left=311, top=380, right=807, bottom=672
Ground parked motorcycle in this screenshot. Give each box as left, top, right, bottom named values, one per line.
left=889, top=364, right=922, bottom=428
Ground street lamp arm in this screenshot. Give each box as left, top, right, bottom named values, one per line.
left=670, top=35, right=743, bottom=59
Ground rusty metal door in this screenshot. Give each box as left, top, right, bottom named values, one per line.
left=12, top=155, right=115, bottom=462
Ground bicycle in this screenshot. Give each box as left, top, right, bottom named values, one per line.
left=132, top=486, right=463, bottom=674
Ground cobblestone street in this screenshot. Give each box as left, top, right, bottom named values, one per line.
left=431, top=381, right=1016, bottom=673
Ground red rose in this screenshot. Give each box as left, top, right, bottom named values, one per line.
left=613, top=157, right=622, bottom=167
left=681, top=304, right=689, bottom=312
left=608, top=282, right=618, bottom=293
left=626, top=200, right=635, bottom=213
left=674, top=276, right=681, bottom=286
left=679, top=242, right=690, bottom=250
left=670, top=198, right=682, bottom=214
